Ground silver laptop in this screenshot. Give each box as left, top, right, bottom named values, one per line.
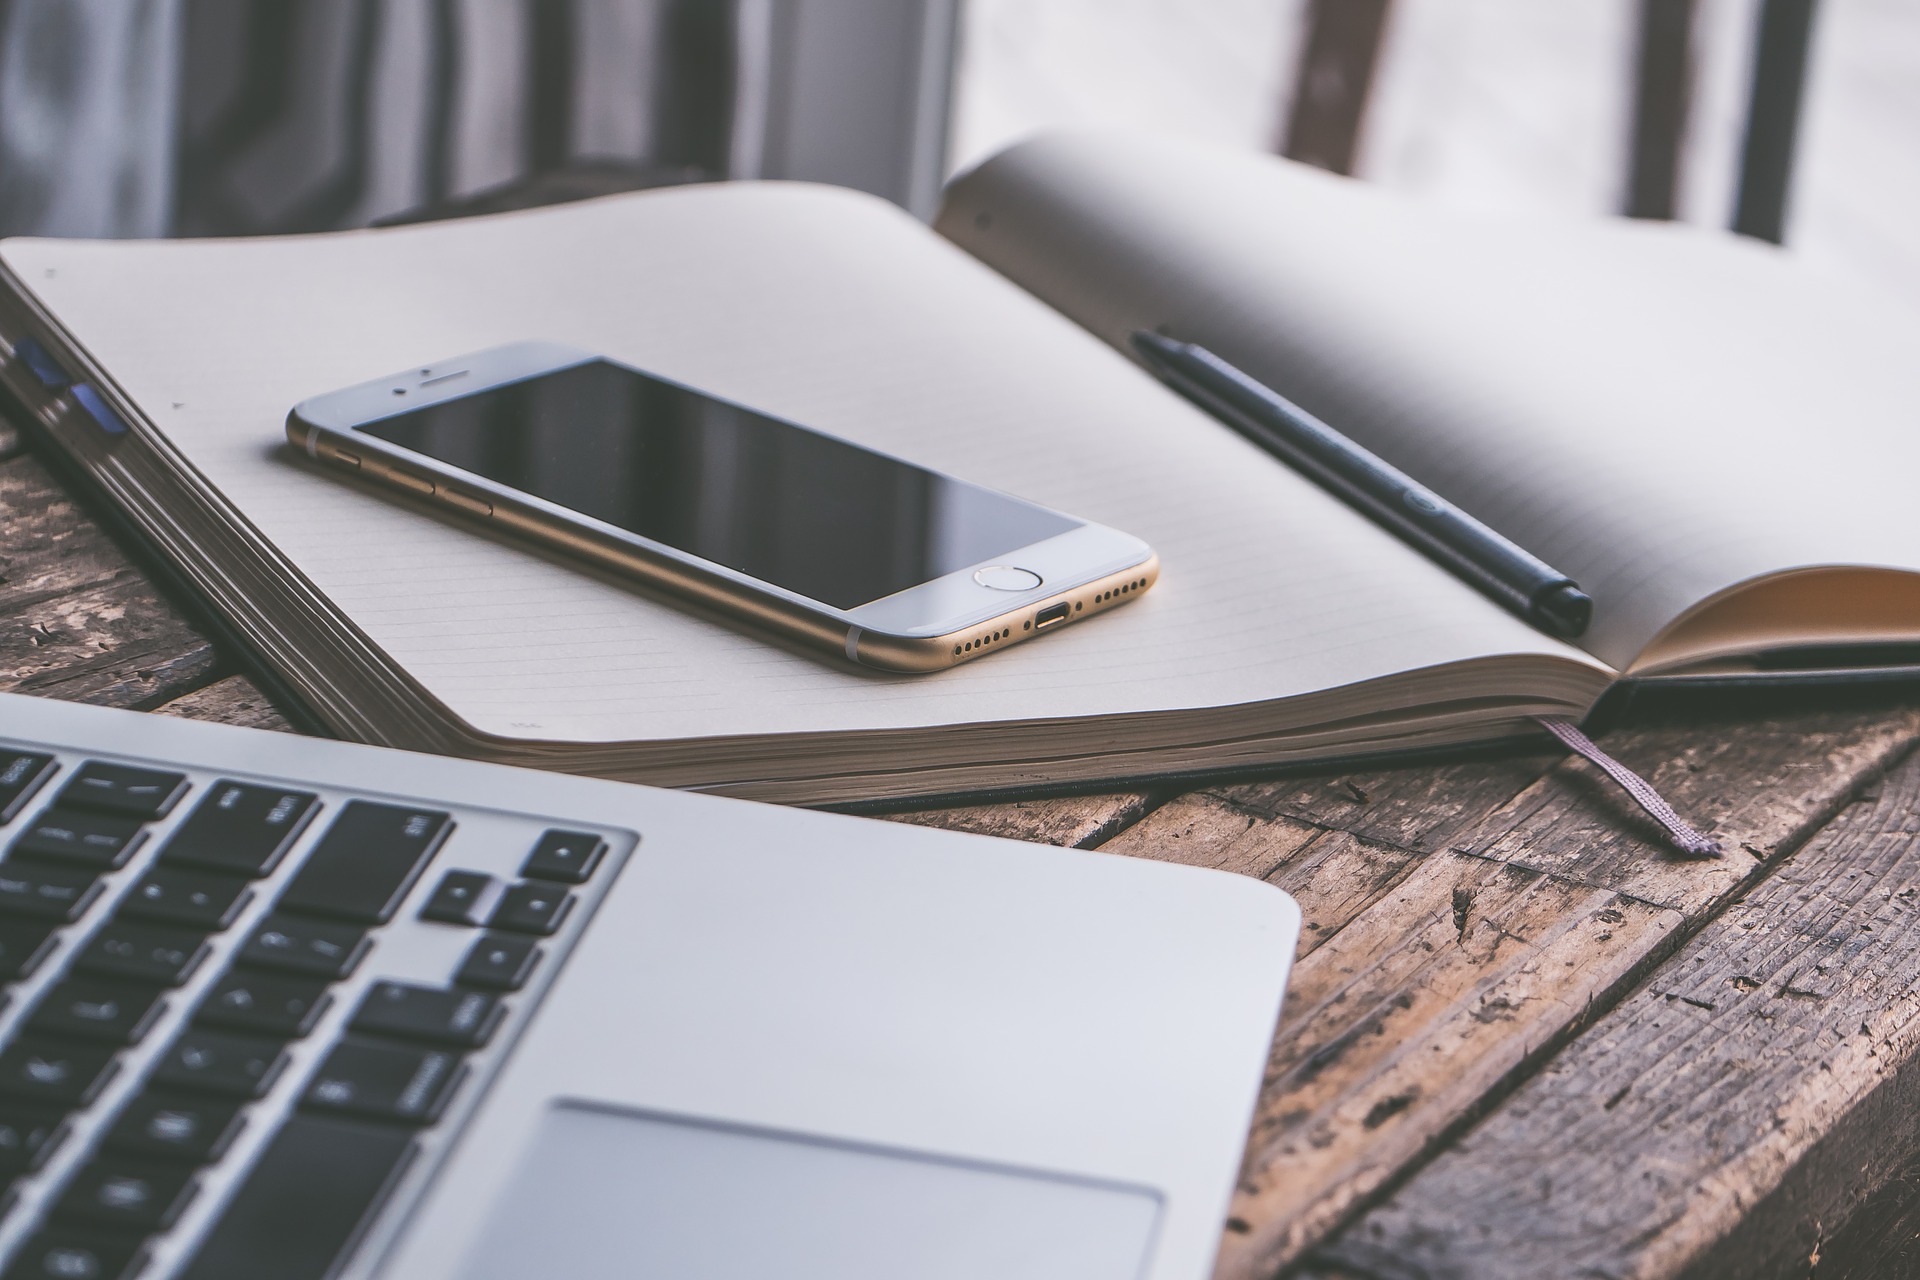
left=0, top=691, right=1299, bottom=1280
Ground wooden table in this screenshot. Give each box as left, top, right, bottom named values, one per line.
left=6, top=416, right=1920, bottom=1279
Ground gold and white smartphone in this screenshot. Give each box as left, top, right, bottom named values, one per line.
left=287, top=342, right=1158, bottom=673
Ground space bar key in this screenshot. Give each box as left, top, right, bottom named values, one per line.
left=180, top=1115, right=417, bottom=1280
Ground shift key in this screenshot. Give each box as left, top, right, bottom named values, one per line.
left=277, top=802, right=451, bottom=924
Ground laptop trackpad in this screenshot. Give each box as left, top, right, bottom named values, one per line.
left=454, top=1101, right=1163, bottom=1279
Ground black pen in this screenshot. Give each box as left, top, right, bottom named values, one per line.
left=1131, top=331, right=1592, bottom=639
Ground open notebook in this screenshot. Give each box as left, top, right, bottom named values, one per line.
left=1, top=131, right=1915, bottom=804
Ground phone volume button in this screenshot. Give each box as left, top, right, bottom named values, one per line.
left=441, top=488, right=492, bottom=517
left=387, top=469, right=435, bottom=496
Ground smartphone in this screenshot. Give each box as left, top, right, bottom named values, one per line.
left=286, top=342, right=1158, bottom=672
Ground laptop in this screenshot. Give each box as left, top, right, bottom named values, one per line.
left=0, top=691, right=1299, bottom=1279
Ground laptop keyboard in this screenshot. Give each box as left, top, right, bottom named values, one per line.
left=0, top=741, right=631, bottom=1280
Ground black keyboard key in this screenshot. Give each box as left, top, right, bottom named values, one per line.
left=9, top=809, right=146, bottom=869
left=0, top=752, right=56, bottom=825
left=27, top=979, right=167, bottom=1045
left=350, top=982, right=502, bottom=1049
left=195, top=970, right=331, bottom=1039
left=236, top=914, right=369, bottom=980
left=75, top=921, right=209, bottom=987
left=489, top=882, right=574, bottom=936
left=0, top=1039, right=117, bottom=1107
left=120, top=865, right=253, bottom=930
left=301, top=1040, right=463, bottom=1125
left=0, top=860, right=103, bottom=922
left=178, top=1116, right=416, bottom=1280
left=521, top=829, right=607, bottom=884
left=159, top=781, right=318, bottom=878
left=277, top=802, right=451, bottom=924
left=105, top=1092, right=246, bottom=1163
left=0, top=919, right=57, bottom=981
left=58, top=762, right=187, bottom=820
left=454, top=933, right=541, bottom=991
left=418, top=869, right=499, bottom=925
left=55, top=1155, right=198, bottom=1230
left=152, top=1030, right=287, bottom=1099
left=2, top=1228, right=145, bottom=1280
left=0, top=1104, right=66, bottom=1177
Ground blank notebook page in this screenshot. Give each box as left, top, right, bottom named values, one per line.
left=938, top=132, right=1920, bottom=672
left=2, top=183, right=1598, bottom=746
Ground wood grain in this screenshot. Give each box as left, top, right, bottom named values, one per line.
left=1202, top=747, right=1564, bottom=858
left=885, top=791, right=1155, bottom=847
left=1164, top=708, right=1920, bottom=1280
left=153, top=673, right=296, bottom=732
left=0, top=452, right=219, bottom=707
left=1311, top=732, right=1920, bottom=1280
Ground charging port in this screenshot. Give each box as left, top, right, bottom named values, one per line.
left=1034, top=603, right=1073, bottom=630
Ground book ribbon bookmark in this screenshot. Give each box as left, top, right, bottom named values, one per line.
left=1532, top=717, right=1723, bottom=858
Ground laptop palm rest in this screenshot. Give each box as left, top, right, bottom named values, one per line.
left=453, top=1101, right=1164, bottom=1279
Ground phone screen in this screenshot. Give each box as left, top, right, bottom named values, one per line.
left=354, top=360, right=1077, bottom=610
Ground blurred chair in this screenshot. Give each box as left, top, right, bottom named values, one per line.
left=0, top=0, right=958, bottom=239
left=1279, top=0, right=1821, bottom=244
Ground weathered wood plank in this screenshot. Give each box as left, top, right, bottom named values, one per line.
left=1311, top=738, right=1920, bottom=1280
left=1102, top=793, right=1323, bottom=878
left=0, top=451, right=220, bottom=708
left=1199, top=748, right=1563, bottom=857
left=0, top=452, right=121, bottom=604
left=884, top=792, right=1155, bottom=848
left=1155, top=707, right=1920, bottom=1280
left=152, top=674, right=295, bottom=732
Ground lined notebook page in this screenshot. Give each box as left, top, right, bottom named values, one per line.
left=940, top=132, right=1920, bottom=673
left=3, top=182, right=1597, bottom=746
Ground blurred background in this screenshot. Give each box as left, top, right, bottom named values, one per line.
left=1, top=0, right=1913, bottom=297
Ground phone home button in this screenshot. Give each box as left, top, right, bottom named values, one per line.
left=973, top=566, right=1043, bottom=592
